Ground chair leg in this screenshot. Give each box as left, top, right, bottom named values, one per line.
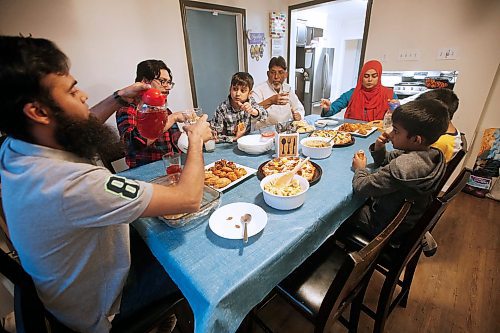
left=399, top=251, right=421, bottom=308
left=348, top=282, right=369, bottom=333
left=373, top=271, right=401, bottom=333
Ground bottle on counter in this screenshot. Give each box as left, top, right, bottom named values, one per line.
left=383, top=99, right=400, bottom=132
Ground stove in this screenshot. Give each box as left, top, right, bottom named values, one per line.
left=393, top=82, right=427, bottom=96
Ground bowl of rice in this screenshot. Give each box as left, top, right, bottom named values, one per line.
left=260, top=173, right=309, bottom=210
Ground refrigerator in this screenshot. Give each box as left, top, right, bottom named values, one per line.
left=295, top=46, right=334, bottom=115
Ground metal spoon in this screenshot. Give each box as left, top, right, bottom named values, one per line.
left=241, top=213, right=252, bottom=243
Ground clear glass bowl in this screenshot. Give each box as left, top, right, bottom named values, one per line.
left=151, top=176, right=221, bottom=228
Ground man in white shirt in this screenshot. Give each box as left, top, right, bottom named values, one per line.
left=252, top=56, right=305, bottom=129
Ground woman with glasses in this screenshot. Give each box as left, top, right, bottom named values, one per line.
left=116, top=59, right=185, bottom=168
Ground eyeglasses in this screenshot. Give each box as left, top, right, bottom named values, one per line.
left=269, top=70, right=286, bottom=76
left=154, top=78, right=175, bottom=87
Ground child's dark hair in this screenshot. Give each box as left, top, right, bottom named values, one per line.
left=392, top=99, right=449, bottom=145
left=269, top=56, right=287, bottom=71
left=230, top=72, right=254, bottom=90
left=416, top=88, right=459, bottom=120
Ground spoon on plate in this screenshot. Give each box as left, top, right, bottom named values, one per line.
left=241, top=213, right=252, bottom=243
left=326, top=131, right=339, bottom=145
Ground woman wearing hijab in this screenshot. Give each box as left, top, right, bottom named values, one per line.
left=320, top=60, right=397, bottom=121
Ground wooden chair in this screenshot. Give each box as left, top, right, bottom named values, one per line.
left=0, top=248, right=184, bottom=333
left=340, top=167, right=471, bottom=333
left=251, top=201, right=412, bottom=333
left=435, top=133, right=467, bottom=194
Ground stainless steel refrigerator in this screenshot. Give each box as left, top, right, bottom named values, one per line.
left=295, top=46, right=334, bottom=115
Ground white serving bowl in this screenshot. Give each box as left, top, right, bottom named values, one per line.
left=300, top=137, right=333, bottom=159
left=260, top=173, right=310, bottom=210
left=237, top=134, right=274, bottom=155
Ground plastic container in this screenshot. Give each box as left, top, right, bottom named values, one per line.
left=237, top=134, right=273, bottom=155
left=152, top=176, right=221, bottom=228
left=383, top=99, right=400, bottom=131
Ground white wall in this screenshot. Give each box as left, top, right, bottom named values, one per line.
left=1, top=0, right=499, bottom=163
left=0, top=0, right=288, bottom=114
left=363, top=0, right=500, bottom=165
left=467, top=65, right=500, bottom=167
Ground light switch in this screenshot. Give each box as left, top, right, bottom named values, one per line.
left=437, top=48, right=457, bottom=60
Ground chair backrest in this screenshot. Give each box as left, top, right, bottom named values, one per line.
left=392, top=168, right=471, bottom=267
left=436, top=133, right=467, bottom=194
left=0, top=249, right=76, bottom=333
left=0, top=249, right=50, bottom=333
left=99, top=150, right=126, bottom=174
left=319, top=201, right=413, bottom=325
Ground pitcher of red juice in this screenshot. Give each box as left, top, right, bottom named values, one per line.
left=137, top=88, right=167, bottom=140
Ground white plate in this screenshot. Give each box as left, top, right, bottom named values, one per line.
left=314, top=118, right=340, bottom=128
left=333, top=123, right=378, bottom=137
left=205, top=161, right=257, bottom=192
left=209, top=202, right=267, bottom=239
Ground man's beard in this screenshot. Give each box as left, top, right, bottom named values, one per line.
left=52, top=107, right=124, bottom=162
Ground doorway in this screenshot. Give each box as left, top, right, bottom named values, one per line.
left=180, top=1, right=247, bottom=119
left=288, top=0, right=372, bottom=116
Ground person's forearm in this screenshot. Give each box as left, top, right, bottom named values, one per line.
left=177, top=134, right=205, bottom=203
left=90, top=94, right=121, bottom=124
left=259, top=96, right=274, bottom=110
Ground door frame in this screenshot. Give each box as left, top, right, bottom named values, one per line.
left=179, top=0, right=248, bottom=107
left=287, top=0, right=373, bottom=78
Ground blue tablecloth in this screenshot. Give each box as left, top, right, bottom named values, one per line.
left=118, top=115, right=376, bottom=333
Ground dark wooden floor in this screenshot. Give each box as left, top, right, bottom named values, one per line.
left=248, top=192, right=500, bottom=333
left=172, top=192, right=499, bottom=333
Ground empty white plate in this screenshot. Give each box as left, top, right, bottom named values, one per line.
left=209, top=202, right=267, bottom=239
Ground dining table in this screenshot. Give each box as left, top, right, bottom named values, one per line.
left=118, top=115, right=378, bottom=333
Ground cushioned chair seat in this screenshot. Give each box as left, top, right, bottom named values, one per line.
left=278, top=244, right=346, bottom=318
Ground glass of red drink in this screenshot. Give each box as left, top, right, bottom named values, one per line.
left=162, top=152, right=182, bottom=183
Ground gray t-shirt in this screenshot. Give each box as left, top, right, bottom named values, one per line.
left=0, top=137, right=153, bottom=332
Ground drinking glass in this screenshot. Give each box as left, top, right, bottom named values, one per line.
left=183, top=107, right=203, bottom=125
left=204, top=129, right=217, bottom=152
left=162, top=152, right=182, bottom=183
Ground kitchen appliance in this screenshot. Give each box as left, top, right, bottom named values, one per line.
left=295, top=46, right=335, bottom=115
left=393, top=82, right=427, bottom=98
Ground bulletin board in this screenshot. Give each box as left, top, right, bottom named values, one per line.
left=270, top=12, right=286, bottom=38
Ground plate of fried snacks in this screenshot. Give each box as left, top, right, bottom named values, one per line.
left=291, top=120, right=315, bottom=133
left=204, top=159, right=256, bottom=192
left=333, top=122, right=377, bottom=137
left=309, top=129, right=355, bottom=147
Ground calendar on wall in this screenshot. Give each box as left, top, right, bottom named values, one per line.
left=269, top=12, right=286, bottom=38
